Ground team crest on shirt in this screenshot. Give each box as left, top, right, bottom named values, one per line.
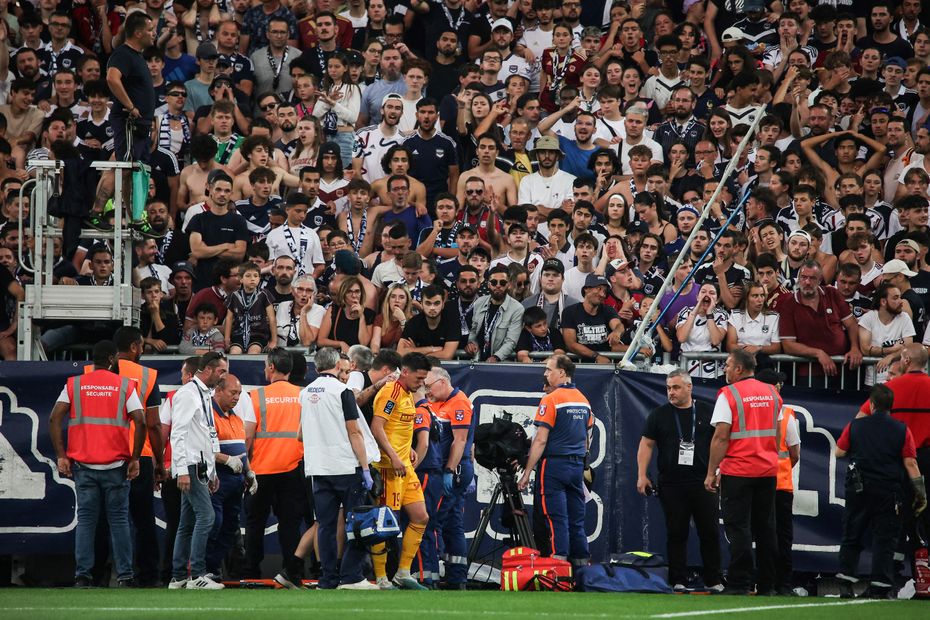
left=105, top=126, right=114, bottom=137
left=62, top=58, right=73, bottom=69
left=509, top=65, right=518, bottom=74
left=762, top=325, right=770, bottom=333
left=455, top=410, right=465, bottom=421
left=414, top=413, right=423, bottom=424
left=384, top=400, right=395, bottom=414
left=436, top=148, right=445, bottom=158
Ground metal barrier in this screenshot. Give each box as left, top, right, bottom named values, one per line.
left=677, top=352, right=892, bottom=390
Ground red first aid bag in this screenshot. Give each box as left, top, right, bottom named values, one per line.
left=500, top=547, right=573, bottom=592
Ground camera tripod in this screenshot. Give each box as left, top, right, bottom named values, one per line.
left=467, top=467, right=536, bottom=567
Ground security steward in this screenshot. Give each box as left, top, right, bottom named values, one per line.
left=206, top=374, right=258, bottom=579
left=518, top=353, right=593, bottom=566
left=705, top=349, right=783, bottom=596
left=300, top=347, right=380, bottom=590
left=412, top=391, right=444, bottom=587
left=757, top=369, right=801, bottom=596
left=84, top=326, right=165, bottom=586
left=425, top=366, right=476, bottom=589
left=50, top=340, right=145, bottom=588
left=837, top=384, right=928, bottom=598
left=243, top=347, right=307, bottom=588
left=637, top=369, right=722, bottom=592
left=858, top=343, right=930, bottom=536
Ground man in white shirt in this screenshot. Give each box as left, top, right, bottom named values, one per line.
left=353, top=93, right=404, bottom=182
left=616, top=107, right=664, bottom=175
left=300, top=347, right=380, bottom=589
left=265, top=196, right=325, bottom=279
left=517, top=135, right=576, bottom=217
left=169, top=352, right=229, bottom=590
left=133, top=238, right=174, bottom=294
left=859, top=282, right=916, bottom=385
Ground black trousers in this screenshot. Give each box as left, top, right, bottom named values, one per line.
left=658, top=481, right=722, bottom=586
left=244, top=466, right=307, bottom=578
left=774, top=490, right=793, bottom=591
left=160, top=476, right=181, bottom=582
left=839, top=484, right=902, bottom=586
left=720, top=475, right=777, bottom=592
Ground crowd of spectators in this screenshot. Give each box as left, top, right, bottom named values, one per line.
left=2, top=0, right=930, bottom=382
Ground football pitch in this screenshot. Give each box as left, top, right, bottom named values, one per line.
left=1, top=589, right=928, bottom=620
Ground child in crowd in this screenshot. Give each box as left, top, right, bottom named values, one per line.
left=224, top=262, right=276, bottom=354
left=516, top=306, right=566, bottom=362
left=179, top=303, right=227, bottom=354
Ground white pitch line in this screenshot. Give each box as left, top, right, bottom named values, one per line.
left=651, top=599, right=884, bottom=618
left=1, top=607, right=630, bottom=619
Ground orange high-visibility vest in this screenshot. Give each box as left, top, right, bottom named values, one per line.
left=776, top=406, right=796, bottom=492
left=85, top=359, right=158, bottom=457
left=249, top=381, right=303, bottom=475
left=66, top=369, right=134, bottom=464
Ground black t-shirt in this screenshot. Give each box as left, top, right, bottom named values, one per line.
left=328, top=306, right=377, bottom=346
left=641, top=401, right=715, bottom=486
left=692, top=262, right=752, bottom=290
left=107, top=43, right=155, bottom=123
left=402, top=305, right=461, bottom=348
left=0, top=266, right=14, bottom=329
left=186, top=210, right=250, bottom=291
left=516, top=326, right=566, bottom=356
left=911, top=270, right=930, bottom=315
left=560, top=302, right=620, bottom=353
left=855, top=35, right=914, bottom=61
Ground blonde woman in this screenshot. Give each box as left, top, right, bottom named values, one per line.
left=289, top=116, right=323, bottom=171
left=371, top=284, right=413, bottom=353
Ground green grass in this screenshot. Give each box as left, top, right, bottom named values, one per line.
left=0, top=589, right=928, bottom=620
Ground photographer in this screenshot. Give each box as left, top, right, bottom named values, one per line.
left=518, top=354, right=592, bottom=566
left=637, top=369, right=722, bottom=592
left=836, top=384, right=928, bottom=598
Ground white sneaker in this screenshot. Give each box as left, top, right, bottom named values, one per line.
left=187, top=574, right=224, bottom=590
left=338, top=579, right=380, bottom=590
left=167, top=578, right=188, bottom=590
left=377, top=577, right=397, bottom=590
left=707, top=584, right=725, bottom=594
left=274, top=572, right=301, bottom=590
left=673, top=584, right=688, bottom=593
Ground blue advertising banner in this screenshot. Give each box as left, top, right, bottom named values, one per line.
left=0, top=360, right=866, bottom=572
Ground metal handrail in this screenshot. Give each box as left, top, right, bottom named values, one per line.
left=677, top=352, right=897, bottom=390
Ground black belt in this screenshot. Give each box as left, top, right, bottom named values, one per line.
left=544, top=454, right=584, bottom=461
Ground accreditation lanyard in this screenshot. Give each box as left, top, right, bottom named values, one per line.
left=674, top=405, right=696, bottom=466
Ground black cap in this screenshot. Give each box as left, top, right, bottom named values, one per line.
left=170, top=261, right=195, bottom=279
left=581, top=273, right=609, bottom=293
left=507, top=222, right=528, bottom=235
left=457, top=223, right=478, bottom=236
left=627, top=221, right=649, bottom=234
left=334, top=249, right=361, bottom=275
left=541, top=258, right=564, bottom=275
left=210, top=75, right=234, bottom=90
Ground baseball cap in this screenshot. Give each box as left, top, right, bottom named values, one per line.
left=884, top=56, right=907, bottom=70
left=170, top=261, right=195, bottom=279
left=532, top=135, right=562, bottom=153
left=605, top=259, right=631, bottom=279
left=541, top=258, right=564, bottom=275
left=581, top=273, right=609, bottom=293
left=491, top=18, right=513, bottom=32
left=744, top=0, right=766, bottom=12
left=721, top=27, right=747, bottom=43
left=882, top=259, right=917, bottom=277
left=196, top=42, right=219, bottom=60
left=627, top=221, right=649, bottom=235
left=216, top=56, right=232, bottom=69
left=896, top=238, right=921, bottom=253
left=756, top=368, right=787, bottom=386
left=456, top=223, right=478, bottom=236
left=210, top=75, right=234, bottom=90
left=507, top=221, right=528, bottom=235
left=381, top=92, right=404, bottom=107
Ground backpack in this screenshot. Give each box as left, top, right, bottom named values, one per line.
left=345, top=505, right=400, bottom=547
left=500, top=547, right=574, bottom=592
left=575, top=552, right=672, bottom=594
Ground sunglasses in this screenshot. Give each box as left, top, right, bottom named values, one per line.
left=168, top=91, right=186, bottom=97
left=488, top=279, right=508, bottom=286
left=261, top=103, right=278, bottom=111
left=465, top=189, right=484, bottom=195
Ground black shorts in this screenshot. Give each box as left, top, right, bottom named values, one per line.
left=111, top=117, right=152, bottom=164
left=230, top=337, right=268, bottom=350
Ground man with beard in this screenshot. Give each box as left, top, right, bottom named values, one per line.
left=456, top=134, right=517, bottom=209
left=397, top=284, right=461, bottom=360
left=653, top=86, right=704, bottom=166
left=273, top=103, right=299, bottom=157
left=894, top=237, right=930, bottom=314
left=133, top=239, right=174, bottom=294
left=13, top=45, right=51, bottom=97
left=522, top=258, right=579, bottom=330
left=295, top=12, right=338, bottom=81
left=466, top=264, right=523, bottom=362
left=450, top=264, right=480, bottom=348
left=187, top=171, right=249, bottom=290
left=883, top=116, right=914, bottom=200
left=834, top=263, right=872, bottom=320
left=427, top=30, right=464, bottom=101
left=491, top=19, right=532, bottom=86
left=354, top=93, right=403, bottom=183
left=859, top=282, right=916, bottom=385
left=455, top=176, right=503, bottom=253
left=779, top=260, right=863, bottom=377
left=250, top=17, right=303, bottom=95
left=145, top=202, right=174, bottom=262
left=536, top=101, right=599, bottom=178
left=856, top=2, right=915, bottom=61
left=436, top=225, right=479, bottom=291
left=777, top=230, right=811, bottom=291
left=266, top=255, right=296, bottom=310
left=403, top=98, right=459, bottom=207
left=518, top=135, right=576, bottom=216
left=358, top=46, right=406, bottom=127
left=412, top=0, right=473, bottom=60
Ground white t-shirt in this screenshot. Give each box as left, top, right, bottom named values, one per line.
left=134, top=263, right=175, bottom=295
left=619, top=137, right=664, bottom=174
left=640, top=73, right=685, bottom=110
left=859, top=310, right=915, bottom=384
left=517, top=169, right=577, bottom=211
left=371, top=259, right=405, bottom=288
left=677, top=306, right=729, bottom=379
left=562, top=266, right=593, bottom=301
left=727, top=310, right=780, bottom=347
left=265, top=224, right=325, bottom=277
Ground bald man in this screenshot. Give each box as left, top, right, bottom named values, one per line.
left=206, top=374, right=257, bottom=579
